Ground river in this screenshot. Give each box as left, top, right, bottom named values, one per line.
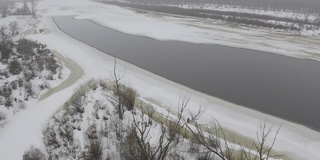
left=53, top=16, right=320, bottom=131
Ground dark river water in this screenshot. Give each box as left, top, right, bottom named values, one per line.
left=53, top=16, right=320, bottom=131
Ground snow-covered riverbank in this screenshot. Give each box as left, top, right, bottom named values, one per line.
left=1, top=0, right=320, bottom=159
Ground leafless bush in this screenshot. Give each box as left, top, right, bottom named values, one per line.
left=76, top=84, right=89, bottom=98
left=109, top=83, right=138, bottom=118
left=58, top=123, right=74, bottom=145
left=85, top=124, right=98, bottom=140
left=83, top=139, right=104, bottom=160
left=119, top=128, right=143, bottom=160
left=121, top=85, right=138, bottom=111
left=88, top=79, right=99, bottom=90
left=66, top=95, right=86, bottom=115
left=8, top=59, right=22, bottom=75
left=23, top=146, right=46, bottom=160
left=109, top=118, right=126, bottom=139
left=43, top=127, right=60, bottom=149
left=84, top=125, right=104, bottom=160
left=64, top=84, right=91, bottom=116
left=99, top=79, right=108, bottom=89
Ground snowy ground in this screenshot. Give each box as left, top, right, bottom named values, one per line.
left=0, top=15, right=36, bottom=40
left=0, top=0, right=320, bottom=159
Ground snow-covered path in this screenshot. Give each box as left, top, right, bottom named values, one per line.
left=0, top=81, right=82, bottom=159
left=1, top=0, right=320, bottom=159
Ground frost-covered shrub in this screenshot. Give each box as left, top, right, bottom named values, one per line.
left=120, top=85, right=138, bottom=111
left=58, top=122, right=74, bottom=144
left=0, top=70, right=9, bottom=78
left=8, top=59, right=22, bottom=75
left=23, top=146, right=46, bottom=160
left=88, top=79, right=99, bottom=91
left=0, top=43, right=12, bottom=60
left=0, top=85, right=12, bottom=98
left=85, top=124, right=99, bottom=141
left=196, top=153, right=212, bottom=160
left=43, top=127, right=60, bottom=149
left=23, top=70, right=35, bottom=82
left=10, top=80, right=18, bottom=90
left=119, top=129, right=142, bottom=160
left=24, top=82, right=35, bottom=98
left=45, top=56, right=59, bottom=74
left=18, top=101, right=26, bottom=110
left=0, top=112, right=7, bottom=122
left=17, top=39, right=40, bottom=60
left=4, top=97, right=12, bottom=108
left=66, top=96, right=85, bottom=115
left=83, top=139, right=104, bottom=160
left=110, top=83, right=138, bottom=114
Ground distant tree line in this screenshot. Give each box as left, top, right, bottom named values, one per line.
left=102, top=0, right=320, bottom=14
left=0, top=0, right=38, bottom=18
left=102, top=1, right=320, bottom=31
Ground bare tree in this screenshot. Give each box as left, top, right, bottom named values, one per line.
left=129, top=94, right=203, bottom=160
left=9, top=21, right=18, bottom=37
left=29, top=0, right=39, bottom=16
left=187, top=116, right=286, bottom=160
left=0, top=2, right=9, bottom=18
left=110, top=58, right=126, bottom=120
left=241, top=120, right=286, bottom=160
left=186, top=117, right=230, bottom=160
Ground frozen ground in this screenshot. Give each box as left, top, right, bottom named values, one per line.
left=0, top=0, right=320, bottom=159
